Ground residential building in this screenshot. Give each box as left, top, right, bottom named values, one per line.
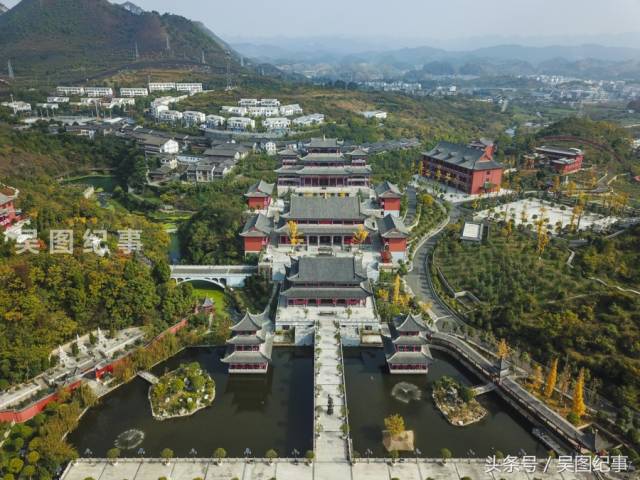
left=79, top=97, right=100, bottom=106
left=221, top=311, right=274, bottom=374
left=245, top=180, right=274, bottom=210
left=182, top=111, right=206, bottom=126
left=185, top=160, right=235, bottom=183
left=292, top=113, right=325, bottom=127
left=227, top=117, right=255, bottom=130
left=276, top=138, right=372, bottom=193
left=56, top=86, right=84, bottom=96
left=47, top=97, right=69, bottom=103
left=361, top=110, right=388, bottom=120
left=385, top=313, right=432, bottom=374
left=176, top=83, right=203, bottom=94
left=260, top=98, right=280, bottom=107
left=263, top=117, right=291, bottom=131
left=134, top=134, right=180, bottom=155
left=248, top=106, right=280, bottom=117
left=120, top=87, right=148, bottom=97
left=203, top=143, right=250, bottom=162
left=36, top=103, right=59, bottom=110
left=279, top=104, right=303, bottom=116
left=238, top=98, right=259, bottom=107
left=264, top=141, right=277, bottom=156
left=101, top=98, right=135, bottom=109
left=85, top=87, right=114, bottom=97
left=148, top=82, right=176, bottom=92
left=1, top=101, right=31, bottom=112
left=221, top=106, right=248, bottom=116
left=157, top=110, right=183, bottom=122
left=535, top=146, right=584, bottom=174
left=205, top=115, right=226, bottom=128
left=422, top=141, right=504, bottom=195
left=374, top=181, right=402, bottom=217
left=0, top=185, right=19, bottom=230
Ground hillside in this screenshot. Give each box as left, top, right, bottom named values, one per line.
left=0, top=0, right=242, bottom=81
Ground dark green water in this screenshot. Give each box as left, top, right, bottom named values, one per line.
left=64, top=175, right=118, bottom=193
left=68, top=347, right=313, bottom=458
left=168, top=231, right=181, bottom=264
left=344, top=348, right=549, bottom=458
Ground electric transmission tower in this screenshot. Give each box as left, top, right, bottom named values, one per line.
left=7, top=59, right=14, bottom=79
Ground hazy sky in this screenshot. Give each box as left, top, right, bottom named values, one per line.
left=4, top=0, right=640, bottom=46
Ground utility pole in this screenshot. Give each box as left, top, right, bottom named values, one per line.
left=134, top=41, right=139, bottom=60
left=225, top=50, right=232, bottom=91
left=7, top=59, right=14, bottom=79
left=201, top=50, right=206, bottom=65
left=165, top=34, right=170, bottom=52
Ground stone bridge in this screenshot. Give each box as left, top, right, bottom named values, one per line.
left=170, top=265, right=258, bottom=288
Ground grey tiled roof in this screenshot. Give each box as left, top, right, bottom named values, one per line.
left=281, top=286, right=371, bottom=300
left=377, top=214, right=409, bottom=238
left=230, top=311, right=270, bottom=332
left=277, top=224, right=363, bottom=236
left=385, top=350, right=432, bottom=365
left=240, top=214, right=273, bottom=237
left=392, top=335, right=428, bottom=346
left=287, top=256, right=367, bottom=284
left=245, top=180, right=274, bottom=197
left=306, top=137, right=341, bottom=149
left=424, top=141, right=503, bottom=171
left=275, top=165, right=372, bottom=176
left=393, top=313, right=429, bottom=333
left=300, top=153, right=345, bottom=163
left=374, top=181, right=402, bottom=198
left=283, top=196, right=364, bottom=221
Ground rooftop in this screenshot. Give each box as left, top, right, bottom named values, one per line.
left=424, top=141, right=503, bottom=171
left=284, top=196, right=364, bottom=221
left=287, top=256, right=367, bottom=284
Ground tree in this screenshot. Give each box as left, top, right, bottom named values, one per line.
left=497, top=338, right=509, bottom=359
left=572, top=368, right=587, bottom=419
left=305, top=450, right=315, bottom=464
left=7, top=458, right=23, bottom=474
left=460, top=386, right=475, bottom=403
left=352, top=224, right=369, bottom=246
left=440, top=448, right=452, bottom=464
left=26, top=451, right=40, bottom=465
left=531, top=365, right=543, bottom=392
left=106, top=447, right=120, bottom=464
left=21, top=465, right=36, bottom=480
left=265, top=449, right=278, bottom=463
left=544, top=358, right=558, bottom=399
left=213, top=448, right=227, bottom=464
left=392, top=275, right=401, bottom=306
left=288, top=220, right=302, bottom=246
left=384, top=414, right=405, bottom=436
left=161, top=448, right=174, bottom=464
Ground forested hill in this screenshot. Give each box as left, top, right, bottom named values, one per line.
left=0, top=0, right=242, bottom=80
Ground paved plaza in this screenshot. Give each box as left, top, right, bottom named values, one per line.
left=61, top=458, right=601, bottom=480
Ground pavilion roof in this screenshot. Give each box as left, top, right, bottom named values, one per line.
left=393, top=313, right=429, bottom=333
left=377, top=214, right=409, bottom=238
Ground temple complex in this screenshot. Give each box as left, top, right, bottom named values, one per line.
left=375, top=181, right=402, bottom=217
left=276, top=138, right=372, bottom=195
left=0, top=185, right=19, bottom=230
left=222, top=311, right=274, bottom=374
left=385, top=313, right=432, bottom=374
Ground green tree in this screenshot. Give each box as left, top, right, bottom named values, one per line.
left=440, top=448, right=452, bottom=464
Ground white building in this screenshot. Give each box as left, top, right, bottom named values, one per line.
left=120, top=87, right=148, bottom=97
left=36, top=103, right=59, bottom=110
left=263, top=117, right=291, bottom=131
left=205, top=115, right=226, bottom=128
left=152, top=104, right=169, bottom=117
left=56, top=86, right=84, bottom=96
left=221, top=106, right=248, bottom=116
left=47, top=96, right=69, bottom=103
left=292, top=113, right=325, bottom=127
left=85, top=87, right=114, bottom=98
left=1, top=101, right=31, bottom=112
left=260, top=98, right=280, bottom=107
left=239, top=98, right=259, bottom=107
left=264, top=141, right=277, bottom=156
left=227, top=117, right=255, bottom=130
left=160, top=156, right=178, bottom=169
left=182, top=111, right=206, bottom=126
left=158, top=139, right=180, bottom=154
left=176, top=83, right=203, bottom=94
left=279, top=104, right=303, bottom=116
left=248, top=106, right=280, bottom=117
left=361, top=110, right=387, bottom=120
left=102, top=98, right=135, bottom=109
left=158, top=110, right=183, bottom=122
left=148, top=82, right=176, bottom=92
left=79, top=98, right=100, bottom=106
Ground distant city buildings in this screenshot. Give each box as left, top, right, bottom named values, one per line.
left=361, top=110, right=387, bottom=120
left=120, top=87, right=149, bottom=97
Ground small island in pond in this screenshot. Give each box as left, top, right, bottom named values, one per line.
left=432, top=376, right=487, bottom=426
left=149, top=362, right=215, bottom=420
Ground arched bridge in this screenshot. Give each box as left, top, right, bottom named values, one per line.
left=170, top=265, right=258, bottom=288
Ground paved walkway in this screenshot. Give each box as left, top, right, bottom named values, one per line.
left=61, top=458, right=597, bottom=480
left=313, top=320, right=349, bottom=465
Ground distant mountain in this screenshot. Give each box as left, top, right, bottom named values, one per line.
left=234, top=39, right=640, bottom=80
left=0, top=3, right=7, bottom=14
left=0, top=0, right=243, bottom=80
